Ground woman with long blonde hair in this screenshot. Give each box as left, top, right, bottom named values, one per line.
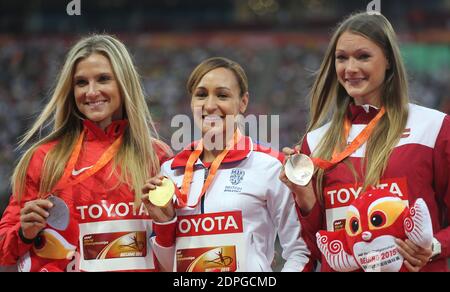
left=280, top=12, right=449, bottom=272
left=0, top=34, right=171, bottom=272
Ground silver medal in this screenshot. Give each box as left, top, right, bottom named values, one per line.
left=46, top=195, right=70, bottom=231
left=284, top=153, right=314, bottom=186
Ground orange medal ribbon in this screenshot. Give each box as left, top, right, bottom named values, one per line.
left=311, top=107, right=386, bottom=170
left=51, top=130, right=123, bottom=194
left=174, top=131, right=240, bottom=209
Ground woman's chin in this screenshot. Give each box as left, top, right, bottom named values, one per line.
left=202, top=127, right=225, bottom=136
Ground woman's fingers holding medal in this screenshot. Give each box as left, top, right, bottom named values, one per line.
left=279, top=146, right=298, bottom=186
left=280, top=146, right=317, bottom=214
left=141, top=194, right=175, bottom=224
left=142, top=175, right=165, bottom=193
left=142, top=175, right=176, bottom=223
left=20, top=199, right=54, bottom=240
left=282, top=146, right=298, bottom=156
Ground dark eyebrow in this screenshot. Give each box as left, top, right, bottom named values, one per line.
left=355, top=48, right=371, bottom=53
left=195, top=86, right=231, bottom=91
left=336, top=48, right=371, bottom=54
left=73, top=72, right=112, bottom=80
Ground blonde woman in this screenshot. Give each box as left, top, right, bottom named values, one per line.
left=280, top=12, right=449, bottom=272
left=0, top=35, right=171, bottom=272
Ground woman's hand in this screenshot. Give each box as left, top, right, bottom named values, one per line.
left=279, top=146, right=317, bottom=215
left=20, top=199, right=53, bottom=240
left=395, top=238, right=433, bottom=272
left=141, top=175, right=175, bottom=223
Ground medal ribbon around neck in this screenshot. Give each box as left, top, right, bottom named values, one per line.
left=174, top=130, right=240, bottom=209
left=50, top=129, right=124, bottom=195
left=311, top=107, right=386, bottom=170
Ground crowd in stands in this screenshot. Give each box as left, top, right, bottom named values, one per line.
left=0, top=33, right=449, bottom=214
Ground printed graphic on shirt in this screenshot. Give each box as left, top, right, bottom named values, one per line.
left=76, top=201, right=149, bottom=220
left=79, top=219, right=154, bottom=271
left=175, top=211, right=246, bottom=272
left=324, top=177, right=409, bottom=231
left=176, top=211, right=243, bottom=237
left=177, top=246, right=237, bottom=272
left=230, top=169, right=245, bottom=185
left=224, top=169, right=245, bottom=193
left=83, top=231, right=147, bottom=260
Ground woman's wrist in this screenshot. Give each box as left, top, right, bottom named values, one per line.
left=295, top=195, right=316, bottom=215
left=292, top=183, right=317, bottom=215
left=18, top=227, right=35, bottom=244
left=153, top=215, right=176, bottom=224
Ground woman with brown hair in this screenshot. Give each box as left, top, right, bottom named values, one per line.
left=280, top=12, right=449, bottom=272
left=142, top=57, right=312, bottom=272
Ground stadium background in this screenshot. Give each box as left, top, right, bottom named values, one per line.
left=0, top=0, right=448, bottom=271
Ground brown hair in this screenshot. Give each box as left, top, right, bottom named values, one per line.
left=187, top=57, right=248, bottom=97
left=306, top=12, right=409, bottom=203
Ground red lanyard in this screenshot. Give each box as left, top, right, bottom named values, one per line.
left=51, top=130, right=123, bottom=194
left=312, top=107, right=386, bottom=170
left=174, top=131, right=240, bottom=209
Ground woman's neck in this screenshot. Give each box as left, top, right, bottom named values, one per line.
left=96, top=119, right=112, bottom=132
left=201, top=135, right=233, bottom=163
left=201, top=148, right=222, bottom=164
left=201, top=128, right=238, bottom=163
left=353, top=94, right=381, bottom=108
left=94, top=114, right=123, bottom=132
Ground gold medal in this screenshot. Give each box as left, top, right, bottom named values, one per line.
left=285, top=154, right=314, bottom=186
left=148, top=177, right=175, bottom=207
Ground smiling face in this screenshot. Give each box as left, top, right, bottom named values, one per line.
left=73, top=53, right=123, bottom=130
left=335, top=31, right=390, bottom=107
left=190, top=67, right=248, bottom=139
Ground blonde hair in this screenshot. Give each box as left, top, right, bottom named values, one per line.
left=306, top=12, right=409, bottom=203
left=12, top=34, right=162, bottom=204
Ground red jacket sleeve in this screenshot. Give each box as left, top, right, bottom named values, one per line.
left=297, top=136, right=325, bottom=263
left=433, top=115, right=450, bottom=259
left=0, top=147, right=46, bottom=265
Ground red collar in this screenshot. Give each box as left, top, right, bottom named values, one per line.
left=171, top=135, right=253, bottom=169
left=348, top=103, right=380, bottom=124
left=83, top=120, right=128, bottom=142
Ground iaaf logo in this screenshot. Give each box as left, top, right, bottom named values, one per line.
left=324, top=178, right=408, bottom=209
left=177, top=211, right=243, bottom=237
